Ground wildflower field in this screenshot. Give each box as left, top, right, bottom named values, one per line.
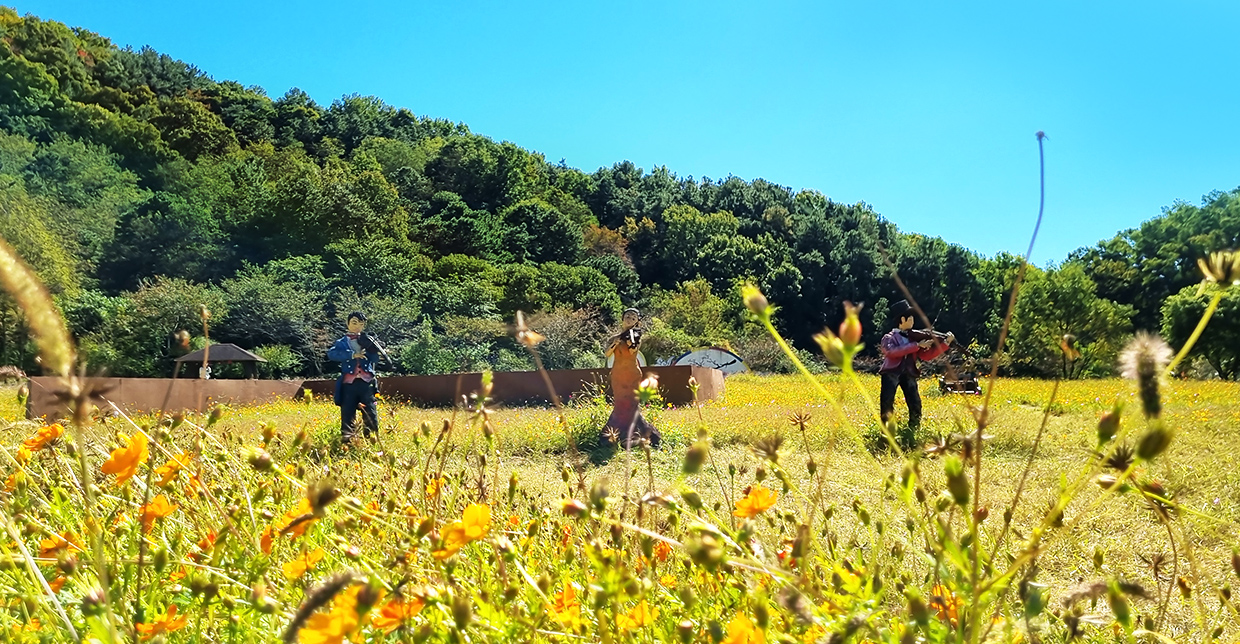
left=2, top=367, right=1238, bottom=643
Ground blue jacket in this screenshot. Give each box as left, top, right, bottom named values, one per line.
left=328, top=335, right=380, bottom=405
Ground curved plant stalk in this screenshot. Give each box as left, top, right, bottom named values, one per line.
left=1165, top=289, right=1223, bottom=376
left=0, top=235, right=120, bottom=642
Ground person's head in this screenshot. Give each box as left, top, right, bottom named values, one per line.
left=621, top=308, right=640, bottom=329
left=891, top=300, right=915, bottom=331
left=347, top=311, right=367, bottom=334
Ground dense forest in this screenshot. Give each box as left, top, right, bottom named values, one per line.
left=0, top=8, right=1236, bottom=380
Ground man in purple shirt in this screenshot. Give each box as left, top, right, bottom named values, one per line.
left=879, top=300, right=953, bottom=441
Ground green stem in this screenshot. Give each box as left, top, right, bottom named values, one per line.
left=1165, top=289, right=1223, bottom=376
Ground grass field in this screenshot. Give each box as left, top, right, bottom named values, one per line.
left=2, top=372, right=1238, bottom=642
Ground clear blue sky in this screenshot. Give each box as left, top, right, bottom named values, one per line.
left=15, top=0, right=1240, bottom=262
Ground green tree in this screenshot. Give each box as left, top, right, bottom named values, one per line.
left=1008, top=263, right=1134, bottom=378
left=1161, top=285, right=1240, bottom=379
left=1072, top=188, right=1240, bottom=330
left=499, top=198, right=583, bottom=265
left=150, top=96, right=240, bottom=161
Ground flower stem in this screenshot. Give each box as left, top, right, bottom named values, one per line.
left=1165, top=289, right=1223, bottom=376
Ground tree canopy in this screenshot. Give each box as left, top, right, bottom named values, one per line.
left=0, top=8, right=1235, bottom=379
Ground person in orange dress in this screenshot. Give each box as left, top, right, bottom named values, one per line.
left=604, top=308, right=661, bottom=448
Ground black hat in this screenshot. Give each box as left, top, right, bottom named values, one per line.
left=891, top=299, right=914, bottom=320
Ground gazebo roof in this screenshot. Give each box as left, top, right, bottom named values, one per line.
left=174, top=343, right=267, bottom=363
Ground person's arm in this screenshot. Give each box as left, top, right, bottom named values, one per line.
left=881, top=333, right=921, bottom=358
left=916, top=333, right=955, bottom=361
left=327, top=337, right=352, bottom=363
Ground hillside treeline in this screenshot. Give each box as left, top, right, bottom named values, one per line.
left=0, top=8, right=1236, bottom=379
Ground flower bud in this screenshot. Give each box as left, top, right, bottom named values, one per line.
left=683, top=442, right=708, bottom=475
left=560, top=499, right=588, bottom=518
left=1136, top=422, right=1173, bottom=461
left=839, top=301, right=863, bottom=349
left=742, top=284, right=770, bottom=318
left=1097, top=407, right=1121, bottom=445
left=944, top=456, right=969, bottom=507
left=812, top=330, right=846, bottom=366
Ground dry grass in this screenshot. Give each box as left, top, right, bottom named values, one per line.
left=2, top=373, right=1235, bottom=640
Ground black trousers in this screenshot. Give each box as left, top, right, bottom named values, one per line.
left=340, top=379, right=378, bottom=438
left=880, top=371, right=922, bottom=431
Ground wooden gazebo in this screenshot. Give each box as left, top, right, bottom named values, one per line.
left=174, top=343, right=267, bottom=379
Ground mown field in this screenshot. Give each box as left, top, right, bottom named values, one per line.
left=1, top=372, right=1238, bottom=642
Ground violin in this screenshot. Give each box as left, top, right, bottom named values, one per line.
left=902, top=328, right=954, bottom=345
left=357, top=333, right=395, bottom=367
left=610, top=326, right=643, bottom=350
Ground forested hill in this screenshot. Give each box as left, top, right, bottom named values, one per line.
left=0, top=8, right=1237, bottom=380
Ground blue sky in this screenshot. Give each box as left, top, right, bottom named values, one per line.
left=15, top=0, right=1240, bottom=262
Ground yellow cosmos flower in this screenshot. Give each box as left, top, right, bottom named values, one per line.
left=433, top=503, right=491, bottom=560
left=617, top=600, right=658, bottom=631
left=283, top=548, right=326, bottom=579
left=721, top=612, right=764, bottom=644
left=549, top=580, right=583, bottom=631
left=154, top=452, right=193, bottom=487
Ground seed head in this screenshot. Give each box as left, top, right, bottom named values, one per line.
left=513, top=311, right=545, bottom=347
left=1197, top=249, right=1240, bottom=288
left=1118, top=332, right=1172, bottom=419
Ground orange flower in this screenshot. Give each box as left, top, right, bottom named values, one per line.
left=48, top=576, right=66, bottom=593
left=276, top=498, right=316, bottom=539
left=425, top=477, right=443, bottom=499
left=371, top=596, right=425, bottom=634
left=189, top=532, right=217, bottom=562
left=4, top=471, right=21, bottom=492
left=297, top=584, right=376, bottom=644
left=154, top=452, right=193, bottom=487
left=659, top=574, right=676, bottom=587
left=930, top=584, right=961, bottom=625
left=15, top=445, right=32, bottom=464
left=432, top=503, right=491, bottom=560
left=22, top=423, right=63, bottom=451
left=37, top=531, right=83, bottom=558
left=260, top=527, right=276, bottom=555
left=283, top=548, right=326, bottom=579
left=548, top=580, right=583, bottom=630
left=733, top=485, right=778, bottom=518
left=653, top=540, right=673, bottom=562
left=617, top=600, right=659, bottom=631
left=100, top=431, right=149, bottom=486
left=138, top=495, right=179, bottom=532
left=361, top=500, right=381, bottom=523
left=183, top=469, right=203, bottom=498
left=136, top=604, right=188, bottom=640
left=721, top=612, right=764, bottom=644
left=507, top=515, right=521, bottom=529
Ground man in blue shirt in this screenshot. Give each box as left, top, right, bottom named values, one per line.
left=328, top=311, right=380, bottom=441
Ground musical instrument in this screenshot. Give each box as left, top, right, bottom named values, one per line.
left=358, top=333, right=395, bottom=367
left=902, top=328, right=955, bottom=345
left=609, top=326, right=643, bottom=350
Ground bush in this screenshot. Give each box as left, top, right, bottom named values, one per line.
left=253, top=344, right=302, bottom=379
left=525, top=307, right=607, bottom=371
